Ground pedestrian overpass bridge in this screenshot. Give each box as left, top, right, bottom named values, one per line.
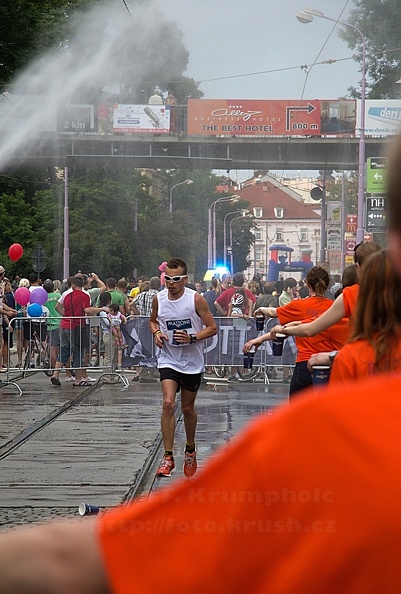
left=4, top=133, right=389, bottom=172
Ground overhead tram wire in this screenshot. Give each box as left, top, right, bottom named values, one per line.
left=277, top=1, right=351, bottom=182
left=121, top=0, right=134, bottom=20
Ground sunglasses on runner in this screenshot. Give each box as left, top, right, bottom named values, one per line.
left=164, top=274, right=187, bottom=283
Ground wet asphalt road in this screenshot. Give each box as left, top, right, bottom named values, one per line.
left=0, top=369, right=289, bottom=530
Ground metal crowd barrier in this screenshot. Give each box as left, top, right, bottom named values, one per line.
left=1, top=314, right=296, bottom=392
left=121, top=316, right=296, bottom=383
left=2, top=315, right=129, bottom=393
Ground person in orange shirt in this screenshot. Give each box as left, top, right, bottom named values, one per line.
left=271, top=242, right=380, bottom=343
left=249, top=266, right=349, bottom=396
left=330, top=249, right=401, bottom=384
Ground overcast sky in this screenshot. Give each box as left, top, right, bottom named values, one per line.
left=155, top=0, right=358, bottom=179
left=156, top=0, right=358, bottom=101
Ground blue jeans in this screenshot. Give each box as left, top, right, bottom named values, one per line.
left=60, top=328, right=86, bottom=369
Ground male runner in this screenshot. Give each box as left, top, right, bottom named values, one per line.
left=149, top=257, right=217, bottom=478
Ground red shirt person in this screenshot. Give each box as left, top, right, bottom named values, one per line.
left=214, top=272, right=256, bottom=316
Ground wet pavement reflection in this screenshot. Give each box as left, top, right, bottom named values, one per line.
left=0, top=371, right=289, bottom=529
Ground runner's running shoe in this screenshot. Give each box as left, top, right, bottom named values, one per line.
left=156, top=456, right=175, bottom=477
left=183, top=450, right=197, bottom=478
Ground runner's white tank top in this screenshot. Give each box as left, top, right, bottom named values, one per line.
left=156, top=287, right=205, bottom=374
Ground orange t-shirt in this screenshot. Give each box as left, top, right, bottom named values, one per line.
left=99, top=374, right=401, bottom=593
left=342, top=284, right=359, bottom=318
left=277, top=297, right=350, bottom=362
left=294, top=318, right=349, bottom=362
left=330, top=335, right=401, bottom=384
left=276, top=296, right=333, bottom=324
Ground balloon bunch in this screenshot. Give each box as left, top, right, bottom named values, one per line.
left=14, top=285, right=48, bottom=317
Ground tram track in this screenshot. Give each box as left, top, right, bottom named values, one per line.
left=0, top=381, right=100, bottom=461
left=123, top=401, right=183, bottom=502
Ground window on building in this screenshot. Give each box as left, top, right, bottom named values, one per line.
left=274, top=207, right=284, bottom=218
left=276, top=228, right=283, bottom=241
left=255, top=248, right=263, bottom=261
left=255, top=230, right=262, bottom=241
left=300, top=228, right=308, bottom=242
left=253, top=207, right=263, bottom=218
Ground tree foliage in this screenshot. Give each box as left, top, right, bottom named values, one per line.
left=0, top=0, right=95, bottom=87
left=0, top=0, right=203, bottom=104
left=340, top=0, right=401, bottom=98
left=0, top=166, right=257, bottom=281
left=0, top=0, right=259, bottom=280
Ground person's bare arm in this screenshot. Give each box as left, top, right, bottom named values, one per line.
left=307, top=352, right=332, bottom=372
left=254, top=306, right=278, bottom=318
left=84, top=306, right=109, bottom=316
left=174, top=293, right=217, bottom=344
left=149, top=295, right=167, bottom=347
left=130, top=302, right=140, bottom=315
left=214, top=300, right=226, bottom=316
left=243, top=331, right=272, bottom=353
left=2, top=304, right=17, bottom=316
left=91, top=273, right=106, bottom=294
left=195, top=293, right=217, bottom=339
left=281, top=294, right=346, bottom=338
left=0, top=518, right=110, bottom=594
left=123, top=297, right=130, bottom=316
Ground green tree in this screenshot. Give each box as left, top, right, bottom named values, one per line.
left=325, top=172, right=358, bottom=215
left=228, top=216, right=255, bottom=273
left=0, top=0, right=202, bottom=105
left=0, top=0, right=95, bottom=87
left=339, top=0, right=401, bottom=98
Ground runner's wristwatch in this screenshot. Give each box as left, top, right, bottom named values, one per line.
left=328, top=351, right=338, bottom=364
left=189, top=334, right=197, bottom=344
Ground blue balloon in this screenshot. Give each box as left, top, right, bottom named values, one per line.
left=27, top=303, right=43, bottom=318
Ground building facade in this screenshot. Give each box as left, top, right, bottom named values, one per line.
left=233, top=175, right=323, bottom=281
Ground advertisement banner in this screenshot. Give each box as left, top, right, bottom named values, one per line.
left=345, top=239, right=357, bottom=255
left=346, top=214, right=357, bottom=233
left=113, top=104, right=170, bottom=134
left=326, top=202, right=342, bottom=225
left=121, top=316, right=297, bottom=369
left=187, top=99, right=321, bottom=136
left=357, top=100, right=401, bottom=137
left=327, top=227, right=342, bottom=251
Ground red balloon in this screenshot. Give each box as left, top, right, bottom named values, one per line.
left=8, top=243, right=24, bottom=262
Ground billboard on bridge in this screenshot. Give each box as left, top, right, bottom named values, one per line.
left=112, top=104, right=170, bottom=134
left=187, top=99, right=321, bottom=136
left=357, top=100, right=401, bottom=137
left=187, top=99, right=356, bottom=137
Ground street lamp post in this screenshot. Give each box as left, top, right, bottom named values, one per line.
left=223, top=210, right=242, bottom=267
left=296, top=8, right=366, bottom=244
left=207, top=195, right=240, bottom=269
left=63, top=166, right=69, bottom=280
left=169, top=179, right=193, bottom=214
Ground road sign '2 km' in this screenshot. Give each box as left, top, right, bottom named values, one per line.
left=367, top=157, right=387, bottom=193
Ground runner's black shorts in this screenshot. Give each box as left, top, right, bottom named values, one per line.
left=159, top=368, right=202, bottom=393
